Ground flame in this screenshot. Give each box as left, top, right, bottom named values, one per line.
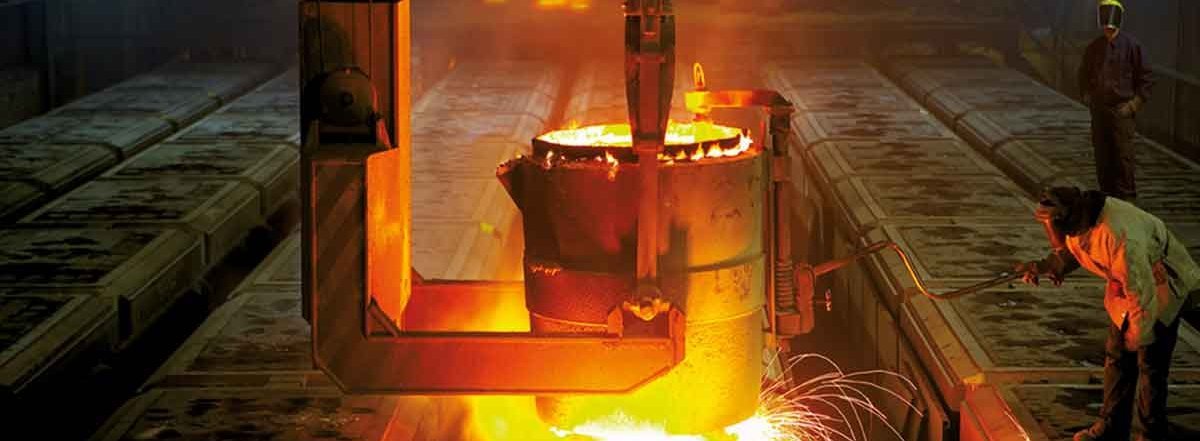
left=725, top=135, right=753, bottom=157
left=604, top=151, right=619, bottom=181
left=705, top=144, right=723, bottom=158
left=538, top=121, right=742, bottom=148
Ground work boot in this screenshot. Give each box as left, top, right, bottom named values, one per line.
left=1073, top=423, right=1117, bottom=441
left=1073, top=428, right=1100, bottom=441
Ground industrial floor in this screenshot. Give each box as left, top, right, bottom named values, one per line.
left=1, top=51, right=1199, bottom=440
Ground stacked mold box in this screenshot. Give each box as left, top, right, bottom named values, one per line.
left=0, top=61, right=276, bottom=221
left=103, top=227, right=480, bottom=441
left=0, top=62, right=279, bottom=408
left=410, top=61, right=565, bottom=281
left=767, top=58, right=1200, bottom=441
left=90, top=61, right=571, bottom=440
left=884, top=57, right=1200, bottom=441
left=13, top=69, right=304, bottom=348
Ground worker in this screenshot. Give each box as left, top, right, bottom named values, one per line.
left=1017, top=186, right=1200, bottom=441
left=1078, top=0, right=1154, bottom=203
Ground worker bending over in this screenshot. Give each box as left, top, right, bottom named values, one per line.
left=1018, top=186, right=1200, bottom=441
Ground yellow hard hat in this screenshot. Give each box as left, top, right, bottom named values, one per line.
left=1098, top=0, right=1124, bottom=29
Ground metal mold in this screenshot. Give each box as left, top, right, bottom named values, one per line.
left=887, top=63, right=1037, bottom=104
left=1132, top=175, right=1200, bottom=222
left=411, top=137, right=523, bottom=176
left=941, top=283, right=1200, bottom=374
left=144, top=291, right=323, bottom=390
left=994, top=136, right=1200, bottom=194
left=104, top=142, right=299, bottom=217
left=51, top=88, right=220, bottom=128
left=866, top=222, right=1093, bottom=284
left=221, top=91, right=300, bottom=115
left=411, top=113, right=543, bottom=146
left=0, top=114, right=173, bottom=158
left=829, top=176, right=1034, bottom=233
left=0, top=143, right=117, bottom=194
left=110, top=61, right=277, bottom=103
left=234, top=231, right=301, bottom=295
left=20, top=179, right=261, bottom=267
left=883, top=56, right=999, bottom=79
left=926, top=85, right=1081, bottom=121
left=438, top=61, right=563, bottom=97
left=174, top=113, right=302, bottom=146
left=415, top=81, right=558, bottom=123
left=765, top=60, right=891, bottom=91
left=793, top=110, right=955, bottom=147
left=257, top=68, right=300, bottom=93
left=0, top=227, right=202, bottom=344
left=783, top=86, right=917, bottom=112
left=0, top=292, right=117, bottom=397
left=0, top=181, right=44, bottom=221
left=955, top=109, right=1092, bottom=153
left=90, top=388, right=408, bottom=441
left=806, top=140, right=1003, bottom=184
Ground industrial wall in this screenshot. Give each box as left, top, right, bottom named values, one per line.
left=0, top=0, right=299, bottom=126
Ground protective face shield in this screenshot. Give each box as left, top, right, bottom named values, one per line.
left=1098, top=1, right=1124, bottom=31
left=1036, top=187, right=1084, bottom=250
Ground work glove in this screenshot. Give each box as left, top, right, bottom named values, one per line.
left=1015, top=254, right=1068, bottom=287
left=1116, top=96, right=1144, bottom=118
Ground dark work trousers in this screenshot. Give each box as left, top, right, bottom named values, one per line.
left=1090, top=105, right=1139, bottom=202
left=1094, top=315, right=1180, bottom=440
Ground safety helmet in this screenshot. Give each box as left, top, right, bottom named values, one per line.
left=1098, top=0, right=1124, bottom=31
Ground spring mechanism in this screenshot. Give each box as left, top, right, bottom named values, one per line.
left=774, top=258, right=795, bottom=312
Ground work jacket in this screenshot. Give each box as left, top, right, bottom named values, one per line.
left=1065, top=197, right=1200, bottom=348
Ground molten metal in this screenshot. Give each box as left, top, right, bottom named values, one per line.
left=538, top=121, right=742, bottom=148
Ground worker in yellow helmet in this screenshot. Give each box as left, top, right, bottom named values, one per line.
left=1078, top=0, right=1154, bottom=205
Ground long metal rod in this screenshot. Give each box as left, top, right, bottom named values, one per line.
left=810, top=241, right=1021, bottom=300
